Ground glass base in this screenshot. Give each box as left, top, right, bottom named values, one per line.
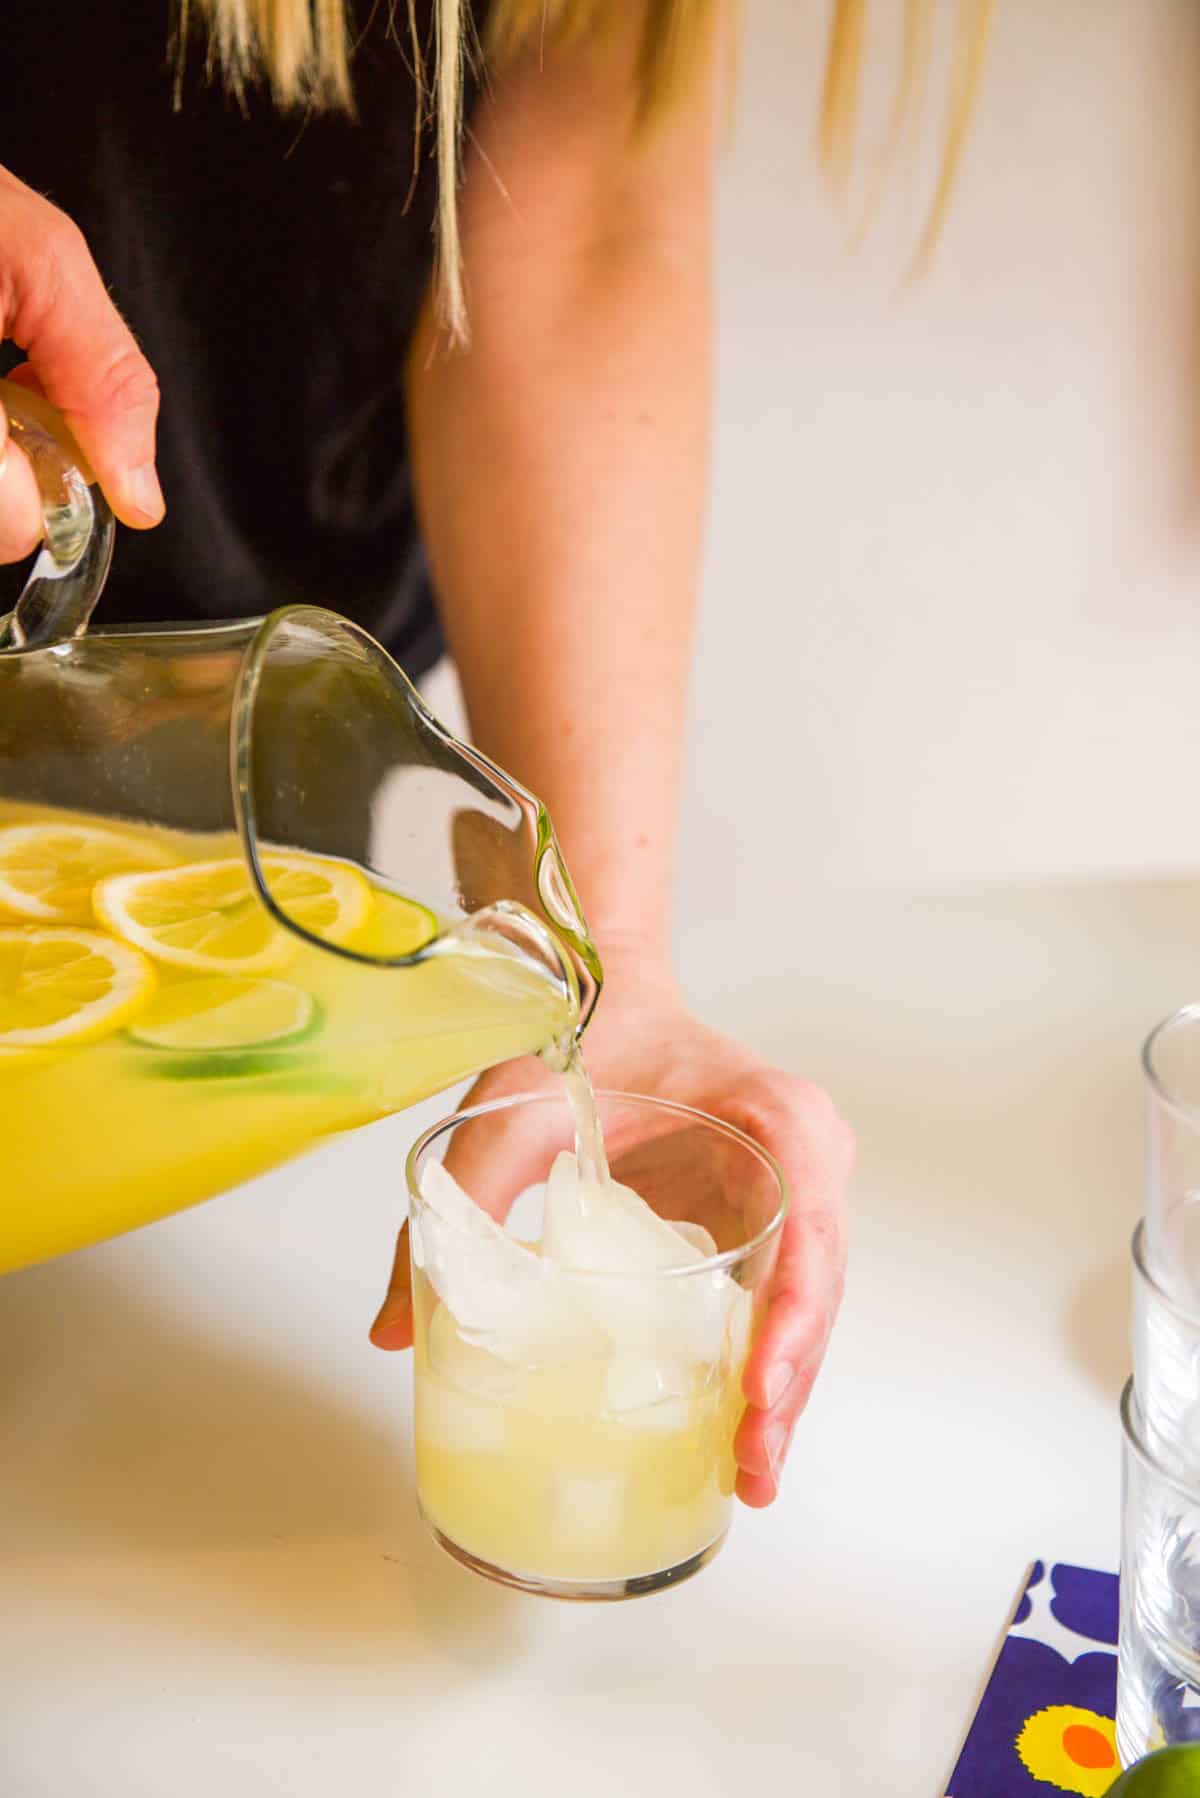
left=423, top=1514, right=728, bottom=1601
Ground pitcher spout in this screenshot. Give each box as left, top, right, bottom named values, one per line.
left=534, top=831, right=603, bottom=1040
left=236, top=605, right=604, bottom=1039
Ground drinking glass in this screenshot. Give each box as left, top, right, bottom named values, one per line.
left=1143, top=1007, right=1200, bottom=1310
left=1133, top=1221, right=1200, bottom=1478
left=1118, top=1379, right=1200, bottom=1764
left=405, top=1089, right=787, bottom=1601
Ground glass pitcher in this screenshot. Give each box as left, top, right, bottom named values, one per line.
left=0, top=379, right=602, bottom=1275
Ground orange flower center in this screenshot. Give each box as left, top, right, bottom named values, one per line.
left=1061, top=1724, right=1116, bottom=1771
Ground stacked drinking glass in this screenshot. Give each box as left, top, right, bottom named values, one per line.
left=1119, top=1006, right=1200, bottom=1762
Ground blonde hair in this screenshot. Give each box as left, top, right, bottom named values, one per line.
left=183, top=0, right=993, bottom=336
left=819, top=0, right=994, bottom=270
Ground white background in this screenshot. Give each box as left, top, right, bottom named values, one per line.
left=684, top=0, right=1200, bottom=909
left=3, top=3, right=1198, bottom=1792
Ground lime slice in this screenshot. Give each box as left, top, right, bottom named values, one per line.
left=0, top=821, right=176, bottom=923
left=349, top=888, right=438, bottom=958
left=1109, top=1747, right=1200, bottom=1795
left=260, top=854, right=374, bottom=949
left=93, top=854, right=371, bottom=975
left=140, top=1052, right=360, bottom=1090
left=127, top=976, right=315, bottom=1051
left=0, top=925, right=156, bottom=1047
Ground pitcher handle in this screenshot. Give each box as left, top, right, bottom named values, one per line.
left=0, top=377, right=115, bottom=650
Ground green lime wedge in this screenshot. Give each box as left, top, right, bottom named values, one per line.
left=349, top=890, right=439, bottom=959
left=1109, top=1746, right=1200, bottom=1795
left=127, top=976, right=316, bottom=1052
left=137, top=1052, right=363, bottom=1095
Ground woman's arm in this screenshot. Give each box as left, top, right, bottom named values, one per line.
left=406, top=10, right=713, bottom=964
left=379, top=10, right=855, bottom=1507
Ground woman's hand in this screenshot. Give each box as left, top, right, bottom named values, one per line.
left=371, top=942, right=853, bottom=1509
left=0, top=163, right=164, bottom=562
left=385, top=10, right=850, bottom=1506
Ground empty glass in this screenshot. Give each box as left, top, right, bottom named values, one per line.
left=1133, top=1221, right=1200, bottom=1478
left=1143, top=1006, right=1200, bottom=1310
left=1118, top=1379, right=1200, bottom=1764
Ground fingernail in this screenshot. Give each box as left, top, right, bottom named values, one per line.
left=370, top=1294, right=410, bottom=1341
left=764, top=1360, right=796, bottom=1409
left=765, top=1421, right=789, bottom=1482
left=126, top=462, right=165, bottom=523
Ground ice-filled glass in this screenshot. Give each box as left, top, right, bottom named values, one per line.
left=406, top=1089, right=787, bottom=1600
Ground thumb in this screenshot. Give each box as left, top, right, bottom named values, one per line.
left=0, top=169, right=164, bottom=529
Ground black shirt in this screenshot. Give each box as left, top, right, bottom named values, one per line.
left=2, top=0, right=485, bottom=680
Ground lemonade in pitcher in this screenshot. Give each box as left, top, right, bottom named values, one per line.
left=0, top=379, right=601, bottom=1274
left=0, top=380, right=601, bottom=1278
left=0, top=799, right=581, bottom=1273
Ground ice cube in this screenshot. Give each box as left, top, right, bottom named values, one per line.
left=415, top=1161, right=544, bottom=1353
left=724, top=1281, right=754, bottom=1370
left=419, top=1159, right=525, bottom=1251
left=672, top=1220, right=718, bottom=1259
left=541, top=1149, right=706, bottom=1274
left=417, top=1376, right=507, bottom=1456
left=550, top=1474, right=626, bottom=1542
left=428, top=1301, right=521, bottom=1401
left=539, top=1150, right=741, bottom=1369
left=415, top=1159, right=601, bottom=1365
left=540, top=1149, right=587, bottom=1262
left=605, top=1351, right=693, bottom=1432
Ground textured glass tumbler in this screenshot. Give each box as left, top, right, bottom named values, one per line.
left=1118, top=1379, right=1200, bottom=1765
left=1133, top=1221, right=1200, bottom=1480
left=406, top=1089, right=787, bottom=1601
left=1143, top=1007, right=1200, bottom=1311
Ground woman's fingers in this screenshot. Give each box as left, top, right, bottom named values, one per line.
left=0, top=400, right=43, bottom=561
left=369, top=1220, right=419, bottom=1349
left=0, top=165, right=164, bottom=548
left=741, top=1206, right=846, bottom=1413
left=733, top=1360, right=820, bottom=1502
left=719, top=1071, right=854, bottom=1501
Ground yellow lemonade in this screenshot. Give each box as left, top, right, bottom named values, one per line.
left=412, top=1264, right=747, bottom=1587
left=0, top=801, right=576, bottom=1274
left=408, top=1105, right=759, bottom=1595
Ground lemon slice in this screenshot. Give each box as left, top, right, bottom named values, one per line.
left=260, top=854, right=373, bottom=948
left=0, top=926, right=156, bottom=1047
left=0, top=821, right=176, bottom=924
left=93, top=854, right=371, bottom=975
left=128, top=976, right=315, bottom=1051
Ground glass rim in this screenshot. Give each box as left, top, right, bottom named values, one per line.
left=229, top=604, right=598, bottom=1041
left=232, top=605, right=459, bottom=971
left=28, top=615, right=262, bottom=650
left=1121, top=1376, right=1200, bottom=1502
left=1142, top=1004, right=1200, bottom=1127
left=1132, top=1217, right=1200, bottom=1327
left=405, top=1086, right=790, bottom=1281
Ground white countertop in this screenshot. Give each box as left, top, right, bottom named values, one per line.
left=1, top=872, right=1179, bottom=1795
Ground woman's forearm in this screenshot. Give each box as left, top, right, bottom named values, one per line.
left=407, top=23, right=716, bottom=968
